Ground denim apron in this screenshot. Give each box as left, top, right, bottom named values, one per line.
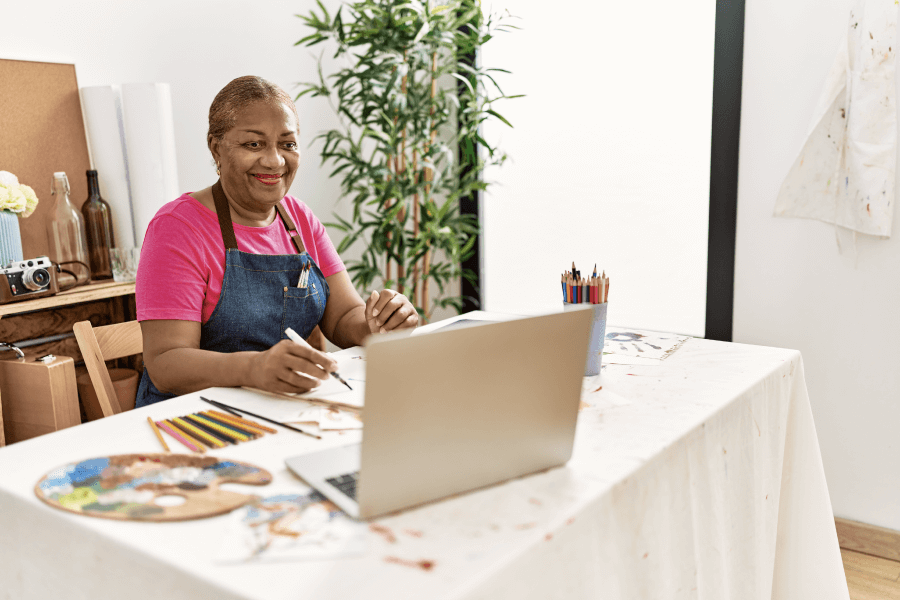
left=135, top=181, right=330, bottom=408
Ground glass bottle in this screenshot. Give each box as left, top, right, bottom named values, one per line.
left=48, top=172, right=91, bottom=284
left=81, top=170, right=114, bottom=279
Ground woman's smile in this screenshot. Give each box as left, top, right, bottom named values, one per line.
left=253, top=173, right=282, bottom=186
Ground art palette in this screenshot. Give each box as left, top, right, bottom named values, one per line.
left=34, top=454, right=272, bottom=522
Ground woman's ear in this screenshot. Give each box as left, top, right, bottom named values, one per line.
left=208, top=134, right=221, bottom=165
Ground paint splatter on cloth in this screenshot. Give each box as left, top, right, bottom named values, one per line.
left=775, top=0, right=897, bottom=238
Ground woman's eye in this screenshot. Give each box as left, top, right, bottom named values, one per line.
left=283, top=142, right=298, bottom=150
left=245, top=141, right=261, bottom=149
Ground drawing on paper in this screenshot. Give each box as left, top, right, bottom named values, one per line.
left=215, top=491, right=366, bottom=563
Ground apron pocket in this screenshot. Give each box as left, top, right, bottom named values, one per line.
left=282, top=283, right=326, bottom=340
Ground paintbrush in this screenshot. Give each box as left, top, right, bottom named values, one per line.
left=200, top=397, right=322, bottom=440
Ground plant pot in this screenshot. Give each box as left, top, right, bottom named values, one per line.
left=77, top=368, right=139, bottom=420
left=0, top=209, right=23, bottom=267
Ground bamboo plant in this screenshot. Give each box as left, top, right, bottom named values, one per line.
left=296, top=0, right=518, bottom=320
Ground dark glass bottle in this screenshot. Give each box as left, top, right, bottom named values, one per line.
left=81, top=170, right=115, bottom=279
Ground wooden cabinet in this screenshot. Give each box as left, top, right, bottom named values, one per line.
left=0, top=281, right=136, bottom=445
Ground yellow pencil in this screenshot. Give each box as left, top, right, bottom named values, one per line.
left=190, top=414, right=252, bottom=442
left=147, top=416, right=170, bottom=452
left=172, top=417, right=226, bottom=448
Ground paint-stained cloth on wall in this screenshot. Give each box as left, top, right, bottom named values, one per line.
left=774, top=0, right=897, bottom=237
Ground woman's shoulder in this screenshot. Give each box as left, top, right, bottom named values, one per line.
left=150, top=193, right=218, bottom=231
left=281, top=195, right=324, bottom=229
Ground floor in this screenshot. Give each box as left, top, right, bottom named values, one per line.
left=843, top=548, right=900, bottom=600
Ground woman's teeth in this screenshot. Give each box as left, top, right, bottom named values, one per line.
left=253, top=174, right=281, bottom=185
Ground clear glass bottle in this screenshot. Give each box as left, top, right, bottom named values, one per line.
left=48, top=172, right=91, bottom=284
left=81, top=170, right=114, bottom=279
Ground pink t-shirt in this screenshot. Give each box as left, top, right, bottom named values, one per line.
left=136, top=194, right=344, bottom=323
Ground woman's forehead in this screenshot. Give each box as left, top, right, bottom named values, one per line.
left=230, top=100, right=299, bottom=135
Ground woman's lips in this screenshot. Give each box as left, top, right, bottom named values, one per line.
left=253, top=174, right=282, bottom=186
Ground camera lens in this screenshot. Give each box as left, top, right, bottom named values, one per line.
left=23, top=268, right=50, bottom=291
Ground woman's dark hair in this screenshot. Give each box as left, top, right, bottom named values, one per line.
left=207, top=76, right=299, bottom=143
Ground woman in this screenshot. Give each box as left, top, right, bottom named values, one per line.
left=134, top=76, right=418, bottom=408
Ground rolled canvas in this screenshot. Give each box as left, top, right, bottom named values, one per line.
left=120, top=83, right=179, bottom=247
left=79, top=85, right=136, bottom=249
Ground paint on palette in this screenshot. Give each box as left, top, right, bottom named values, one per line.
left=35, top=454, right=271, bottom=522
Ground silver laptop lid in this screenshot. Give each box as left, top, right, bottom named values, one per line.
left=357, top=307, right=594, bottom=519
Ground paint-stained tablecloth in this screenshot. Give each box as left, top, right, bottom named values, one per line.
left=0, top=313, right=849, bottom=600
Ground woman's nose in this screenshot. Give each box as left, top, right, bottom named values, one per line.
left=259, top=145, right=286, bottom=169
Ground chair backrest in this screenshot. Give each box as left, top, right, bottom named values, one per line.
left=73, top=320, right=143, bottom=418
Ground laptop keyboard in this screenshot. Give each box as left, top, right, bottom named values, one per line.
left=326, top=472, right=359, bottom=500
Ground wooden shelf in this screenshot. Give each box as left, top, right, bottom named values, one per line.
left=0, top=280, right=135, bottom=318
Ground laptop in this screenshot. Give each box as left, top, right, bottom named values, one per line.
left=284, top=307, right=594, bottom=520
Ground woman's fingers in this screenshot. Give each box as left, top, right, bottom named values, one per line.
left=367, top=289, right=418, bottom=332
left=382, top=301, right=417, bottom=330
left=365, top=290, right=380, bottom=333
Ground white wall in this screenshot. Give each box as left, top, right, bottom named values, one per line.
left=480, top=1, right=716, bottom=336
left=1, top=0, right=343, bottom=239
left=736, top=0, right=900, bottom=529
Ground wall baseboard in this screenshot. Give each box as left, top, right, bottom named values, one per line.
left=835, top=518, right=900, bottom=562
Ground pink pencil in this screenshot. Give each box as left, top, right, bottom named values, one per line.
left=156, top=420, right=205, bottom=453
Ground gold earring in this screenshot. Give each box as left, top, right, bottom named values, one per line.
left=215, top=163, right=221, bottom=177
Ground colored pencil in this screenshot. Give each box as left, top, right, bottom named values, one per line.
left=164, top=418, right=210, bottom=449
left=183, top=414, right=239, bottom=444
left=190, top=414, right=253, bottom=442
left=171, top=417, right=227, bottom=448
left=157, top=420, right=204, bottom=453
left=204, top=409, right=278, bottom=435
left=147, top=417, right=170, bottom=452
left=198, top=412, right=260, bottom=437
left=203, top=397, right=321, bottom=440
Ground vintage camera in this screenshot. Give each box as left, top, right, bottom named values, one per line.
left=0, top=257, right=60, bottom=304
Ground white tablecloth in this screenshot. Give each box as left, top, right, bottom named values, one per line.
left=0, top=319, right=849, bottom=600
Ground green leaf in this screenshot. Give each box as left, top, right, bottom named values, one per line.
left=486, top=109, right=512, bottom=128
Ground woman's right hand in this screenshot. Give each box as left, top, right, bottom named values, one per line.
left=249, top=339, right=338, bottom=394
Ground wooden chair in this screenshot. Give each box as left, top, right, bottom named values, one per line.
left=73, top=320, right=143, bottom=418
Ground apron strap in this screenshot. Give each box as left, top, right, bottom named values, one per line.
left=211, top=180, right=239, bottom=251
left=211, top=179, right=305, bottom=254
left=274, top=203, right=306, bottom=254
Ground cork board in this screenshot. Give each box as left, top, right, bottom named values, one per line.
left=0, top=59, right=91, bottom=260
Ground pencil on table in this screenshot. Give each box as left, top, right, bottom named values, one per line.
left=171, top=417, right=227, bottom=449
left=147, top=417, right=170, bottom=452
left=156, top=420, right=204, bottom=453
left=198, top=412, right=261, bottom=438
left=205, top=409, right=278, bottom=435
left=186, top=414, right=250, bottom=443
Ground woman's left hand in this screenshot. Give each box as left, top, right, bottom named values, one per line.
left=365, top=289, right=419, bottom=334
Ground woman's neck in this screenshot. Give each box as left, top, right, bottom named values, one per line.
left=192, top=186, right=277, bottom=227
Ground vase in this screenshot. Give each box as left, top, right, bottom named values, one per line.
left=0, top=209, right=24, bottom=267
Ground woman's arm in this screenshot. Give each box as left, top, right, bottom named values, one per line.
left=141, top=320, right=337, bottom=396
left=319, top=270, right=419, bottom=348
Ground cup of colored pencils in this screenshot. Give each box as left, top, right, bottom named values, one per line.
left=562, top=262, right=608, bottom=376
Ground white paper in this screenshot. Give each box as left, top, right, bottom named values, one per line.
left=291, top=349, right=367, bottom=408
left=774, top=0, right=897, bottom=237
left=79, top=86, right=136, bottom=248
left=603, top=328, right=689, bottom=361
left=215, top=492, right=366, bottom=563
left=290, top=406, right=363, bottom=430
left=120, top=83, right=180, bottom=246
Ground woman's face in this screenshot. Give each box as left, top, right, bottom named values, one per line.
left=210, top=100, right=300, bottom=211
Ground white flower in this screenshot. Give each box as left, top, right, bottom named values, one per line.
left=0, top=171, right=19, bottom=188
left=18, top=184, right=38, bottom=218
